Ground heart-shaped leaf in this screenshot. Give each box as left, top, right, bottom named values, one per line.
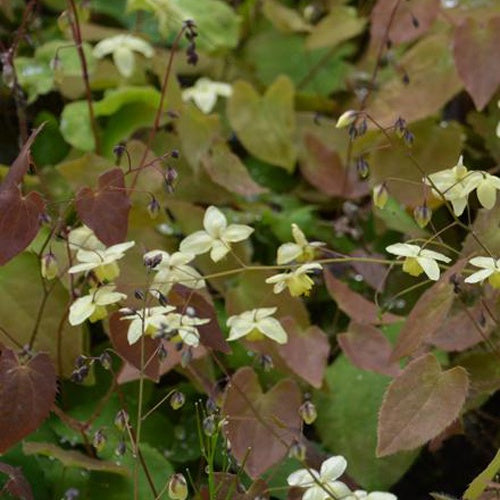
left=227, top=76, right=297, bottom=171
left=0, top=348, right=57, bottom=453
left=453, top=16, right=500, bottom=110
left=223, top=367, right=301, bottom=478
left=76, top=167, right=131, bottom=246
left=377, top=353, right=468, bottom=457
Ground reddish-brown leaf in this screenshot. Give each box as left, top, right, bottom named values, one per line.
left=377, top=354, right=468, bottom=457
left=75, top=168, right=131, bottom=246
left=0, top=188, right=45, bottom=265
left=299, top=134, right=369, bottom=199
left=390, top=261, right=465, bottom=361
left=428, top=419, right=463, bottom=453
left=0, top=462, right=34, bottom=500
left=338, top=322, right=401, bottom=377
left=350, top=250, right=387, bottom=291
left=223, top=367, right=301, bottom=478
left=2, top=125, right=44, bottom=190
left=0, top=348, right=57, bottom=453
left=324, top=269, right=402, bottom=324
left=370, top=0, right=440, bottom=47
left=169, top=285, right=231, bottom=353
left=453, top=17, right=500, bottom=111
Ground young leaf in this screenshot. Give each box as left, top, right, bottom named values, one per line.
left=227, top=76, right=297, bottom=171
left=377, top=353, right=468, bottom=457
left=223, top=367, right=301, bottom=478
left=75, top=167, right=131, bottom=246
left=338, top=323, right=401, bottom=377
left=0, top=349, right=57, bottom=453
left=453, top=17, right=500, bottom=111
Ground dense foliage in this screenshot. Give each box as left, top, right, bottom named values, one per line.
left=0, top=0, right=499, bottom=499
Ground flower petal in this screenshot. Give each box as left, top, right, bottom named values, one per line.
left=385, top=243, right=418, bottom=258
left=127, top=319, right=143, bottom=345
left=464, top=268, right=494, bottom=283
left=366, top=493, right=398, bottom=500
left=223, top=224, right=254, bottom=243
left=204, top=206, right=227, bottom=236
left=69, top=296, right=94, bottom=326
left=450, top=196, right=467, bottom=216
left=476, top=181, right=497, bottom=210
left=320, top=455, right=348, bottom=482
left=416, top=256, right=440, bottom=281
left=68, top=262, right=98, bottom=274
left=277, top=242, right=302, bottom=265
left=257, top=317, right=288, bottom=344
left=287, top=469, right=316, bottom=487
left=180, top=231, right=214, bottom=256
left=469, top=256, right=496, bottom=269
left=210, top=239, right=230, bottom=262
left=113, top=46, right=135, bottom=77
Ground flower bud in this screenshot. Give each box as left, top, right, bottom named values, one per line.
left=41, top=251, right=58, bottom=280
left=181, top=349, right=192, bottom=367
left=335, top=110, right=358, bottom=129
left=356, top=156, right=370, bottom=179
left=99, top=351, right=112, bottom=370
left=115, top=440, right=126, bottom=456
left=92, top=429, right=107, bottom=452
left=170, top=391, right=186, bottom=410
left=114, top=409, right=129, bottom=432
left=157, top=344, right=168, bottom=361
left=288, top=440, right=306, bottom=461
left=394, top=117, right=407, bottom=138
left=203, top=415, right=217, bottom=437
left=299, top=401, right=317, bottom=425
left=168, top=473, right=188, bottom=500
left=373, top=183, right=389, bottom=209
left=259, top=354, right=274, bottom=372
left=147, top=197, right=161, bottom=220
left=413, top=204, right=432, bottom=228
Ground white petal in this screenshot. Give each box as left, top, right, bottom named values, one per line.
left=95, top=290, right=127, bottom=306
left=69, top=296, right=95, bottom=325
left=320, top=455, right=348, bottom=482
left=227, top=321, right=254, bottom=341
left=277, top=243, right=302, bottom=265
left=93, top=38, right=117, bottom=58
left=204, top=206, right=227, bottom=236
left=366, top=493, right=398, bottom=500
left=210, top=239, right=230, bottom=262
left=108, top=241, right=135, bottom=254
left=75, top=249, right=102, bottom=263
left=291, top=223, right=308, bottom=246
left=385, top=243, right=418, bottom=258
left=169, top=252, right=194, bottom=266
left=124, top=35, right=154, bottom=57
left=211, top=81, right=232, bottom=97
left=222, top=224, right=254, bottom=243
left=127, top=319, right=143, bottom=345
left=419, top=249, right=451, bottom=263
left=194, top=90, right=218, bottom=114
left=303, top=486, right=327, bottom=500
left=254, top=307, right=277, bottom=320
left=179, top=231, right=214, bottom=255
left=257, top=317, right=288, bottom=344
left=469, top=256, right=496, bottom=269
left=68, top=262, right=98, bottom=274
left=464, top=268, right=494, bottom=283
left=287, top=469, right=317, bottom=487
left=450, top=196, right=467, bottom=216
left=265, top=272, right=288, bottom=284
left=416, top=257, right=440, bottom=281
left=113, top=46, right=135, bottom=77
left=296, top=262, right=322, bottom=274
left=326, top=481, right=352, bottom=498
left=476, top=181, right=497, bottom=210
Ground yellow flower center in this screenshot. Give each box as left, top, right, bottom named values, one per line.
left=488, top=271, right=500, bottom=289
left=95, top=261, right=120, bottom=281
left=297, top=246, right=316, bottom=263
left=246, top=328, right=265, bottom=342
left=287, top=273, right=314, bottom=297
left=89, top=305, right=108, bottom=323
left=402, top=257, right=424, bottom=277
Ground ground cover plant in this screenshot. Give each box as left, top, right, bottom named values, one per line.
left=0, top=0, right=499, bottom=499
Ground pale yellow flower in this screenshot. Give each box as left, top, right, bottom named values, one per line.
left=287, top=456, right=351, bottom=500
left=464, top=256, right=500, bottom=288
left=266, top=263, right=322, bottom=296
left=335, top=110, right=357, bottom=129
left=386, top=243, right=451, bottom=281
left=182, top=78, right=232, bottom=114
left=93, top=34, right=154, bottom=77
left=69, top=285, right=126, bottom=326
left=474, top=172, right=500, bottom=210
left=159, top=312, right=210, bottom=347
left=143, top=250, right=205, bottom=296
left=121, top=305, right=176, bottom=345
left=277, top=224, right=325, bottom=265
left=179, top=206, right=253, bottom=262
left=227, top=307, right=288, bottom=344
left=68, top=241, right=135, bottom=281
left=68, top=225, right=104, bottom=252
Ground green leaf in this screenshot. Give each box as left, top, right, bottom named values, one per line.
left=13, top=57, right=53, bottom=103
left=315, top=355, right=418, bottom=489
left=60, top=101, right=94, bottom=151
left=227, top=76, right=297, bottom=171
left=35, top=40, right=97, bottom=77
left=32, top=111, right=70, bottom=166
left=0, top=253, right=84, bottom=378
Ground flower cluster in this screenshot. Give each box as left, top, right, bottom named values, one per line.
left=287, top=455, right=397, bottom=500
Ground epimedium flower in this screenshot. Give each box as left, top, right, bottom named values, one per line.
left=121, top=305, right=176, bottom=345
left=277, top=224, right=325, bottom=265
left=346, top=491, right=397, bottom=500
left=69, top=241, right=135, bottom=282
left=68, top=225, right=105, bottom=252
left=385, top=243, right=451, bottom=281
left=159, top=312, right=210, bottom=347
left=143, top=250, right=205, bottom=296
left=266, top=263, right=322, bottom=297
left=464, top=256, right=500, bottom=288
left=179, top=206, right=254, bottom=262
left=287, top=455, right=352, bottom=500
left=473, top=172, right=500, bottom=210
left=226, top=307, right=288, bottom=344
left=69, top=285, right=127, bottom=326
left=93, top=34, right=154, bottom=78
left=182, top=77, right=232, bottom=114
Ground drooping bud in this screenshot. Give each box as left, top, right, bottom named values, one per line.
left=336, top=110, right=358, bottom=129
left=41, top=251, right=58, bottom=280
left=157, top=344, right=168, bottom=361
left=413, top=203, right=432, bottom=228
left=203, top=415, right=217, bottom=437
left=99, top=351, right=112, bottom=370
left=168, top=473, right=188, bottom=500
left=288, top=440, right=306, bottom=461
left=373, top=183, right=389, bottom=209
left=403, top=129, right=414, bottom=146
left=394, top=117, right=407, bottom=138
left=114, top=409, right=130, bottom=432
left=170, top=391, right=186, bottom=410
left=92, top=429, right=107, bottom=452
left=115, top=440, right=126, bottom=456
left=356, top=156, right=370, bottom=179
left=181, top=348, right=192, bottom=367
left=299, top=401, right=317, bottom=425
left=147, top=196, right=161, bottom=219
left=259, top=354, right=274, bottom=372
